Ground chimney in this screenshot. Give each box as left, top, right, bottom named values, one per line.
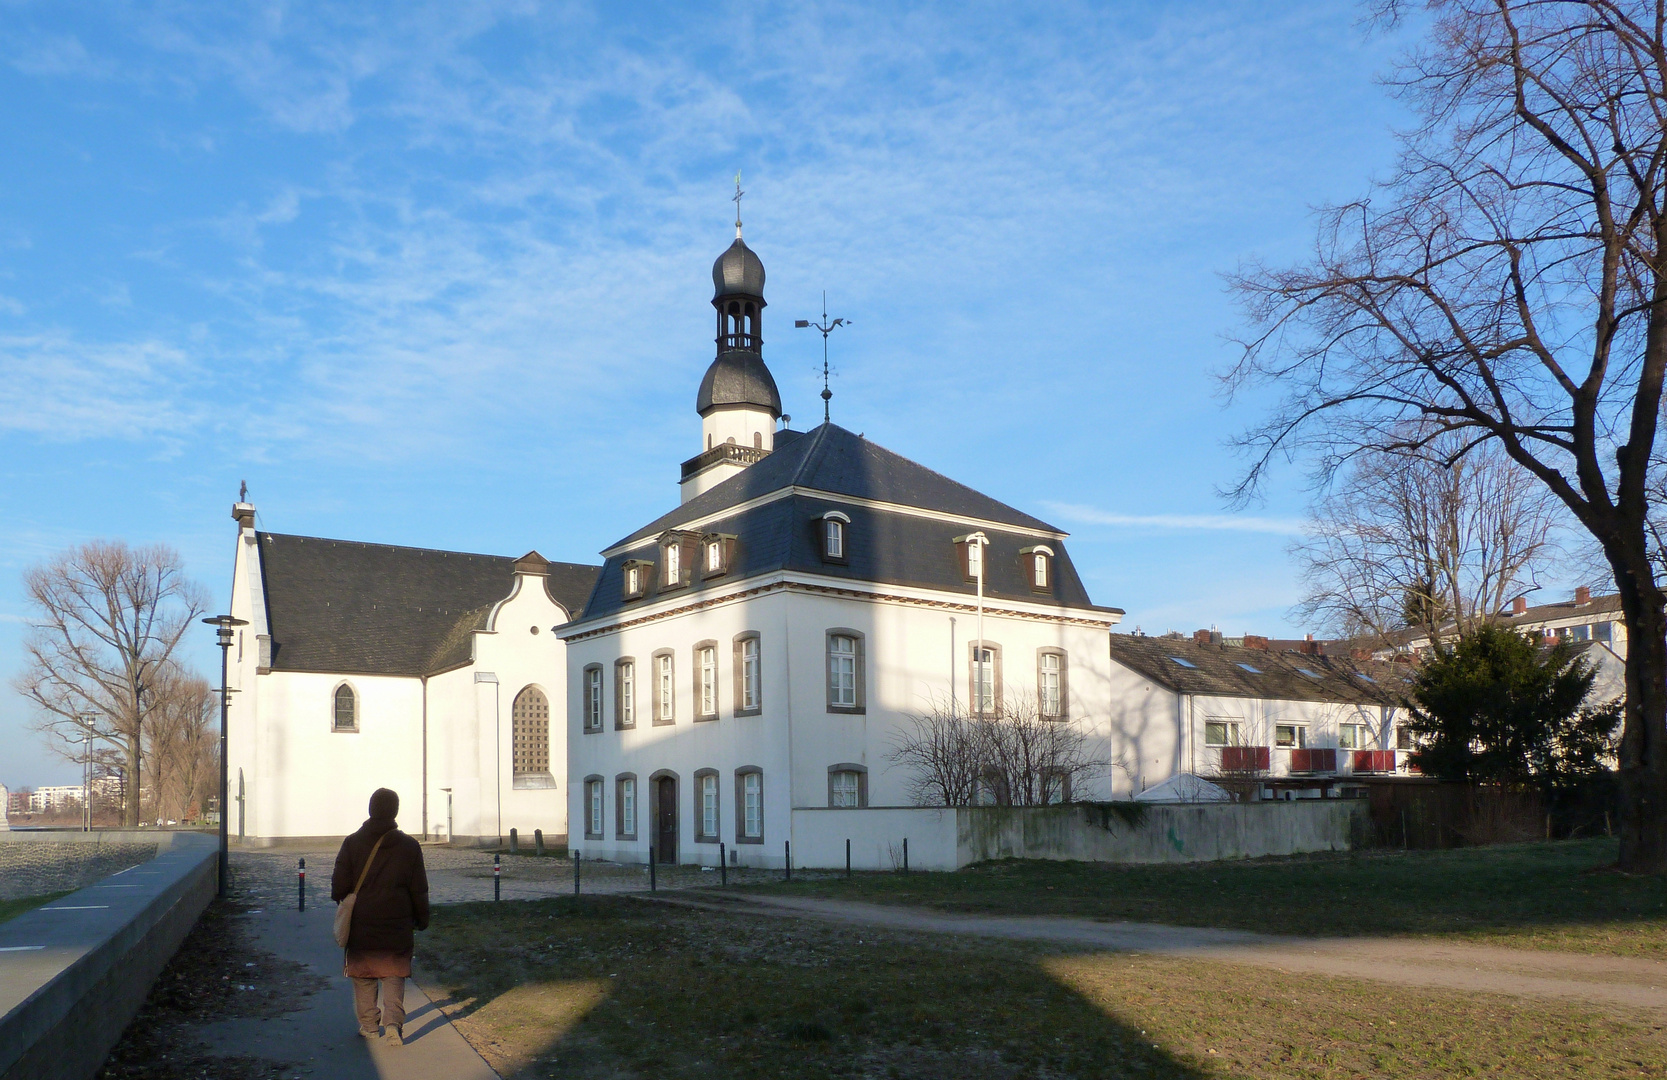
left=1512, top=596, right=1528, bottom=616
left=1193, top=629, right=1211, bottom=645
left=232, top=503, right=255, bottom=531
left=1243, top=634, right=1269, bottom=650
left=1575, top=586, right=1591, bottom=607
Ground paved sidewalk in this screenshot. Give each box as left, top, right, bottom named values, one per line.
left=677, top=893, right=1667, bottom=1016
left=193, top=899, right=496, bottom=1080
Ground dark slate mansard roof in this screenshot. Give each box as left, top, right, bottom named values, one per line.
left=573, top=423, right=1122, bottom=625
left=1107, top=633, right=1411, bottom=707
left=257, top=533, right=600, bottom=676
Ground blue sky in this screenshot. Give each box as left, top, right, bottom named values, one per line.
left=0, top=1, right=1417, bottom=788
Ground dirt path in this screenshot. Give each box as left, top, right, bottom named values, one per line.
left=669, top=893, right=1667, bottom=1016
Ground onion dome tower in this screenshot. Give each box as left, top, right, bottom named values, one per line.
left=681, top=185, right=784, bottom=502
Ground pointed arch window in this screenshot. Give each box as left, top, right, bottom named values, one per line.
left=332, top=684, right=358, bottom=732
left=513, top=686, right=555, bottom=787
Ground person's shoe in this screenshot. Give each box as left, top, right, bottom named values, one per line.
left=358, top=1027, right=380, bottom=1039
left=382, top=1026, right=403, bottom=1047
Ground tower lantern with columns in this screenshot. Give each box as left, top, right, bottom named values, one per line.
left=680, top=194, right=784, bottom=503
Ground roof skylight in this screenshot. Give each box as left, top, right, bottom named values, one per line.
left=1236, top=663, right=1262, bottom=674
left=1168, top=656, right=1197, bottom=669
left=1298, top=668, right=1322, bottom=678
left=1355, top=672, right=1377, bottom=683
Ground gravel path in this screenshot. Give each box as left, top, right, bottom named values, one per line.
left=0, top=841, right=157, bottom=901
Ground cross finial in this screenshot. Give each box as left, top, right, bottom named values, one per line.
left=733, top=171, right=744, bottom=238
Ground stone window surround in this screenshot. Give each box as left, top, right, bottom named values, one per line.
left=581, top=664, right=604, bottom=733
left=652, top=648, right=676, bottom=726
left=734, top=766, right=764, bottom=844
left=827, top=763, right=868, bottom=808
left=621, top=559, right=653, bottom=601
left=692, top=639, right=720, bottom=722
left=967, top=639, right=1004, bottom=716
left=331, top=681, right=359, bottom=733
left=615, top=773, right=638, bottom=839
left=1036, top=647, right=1069, bottom=720
left=583, top=774, right=605, bottom=841
left=732, top=631, right=762, bottom=717
left=825, top=628, right=867, bottom=714
left=614, top=657, right=637, bottom=730
left=693, top=768, right=721, bottom=843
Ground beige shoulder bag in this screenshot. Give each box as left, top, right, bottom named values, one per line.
left=332, top=833, right=388, bottom=948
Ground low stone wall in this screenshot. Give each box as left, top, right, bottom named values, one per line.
left=0, top=832, right=218, bottom=1080
left=957, top=801, right=1366, bottom=865
left=788, top=802, right=1365, bottom=871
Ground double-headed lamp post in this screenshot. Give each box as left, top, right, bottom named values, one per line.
left=203, top=615, right=247, bottom=898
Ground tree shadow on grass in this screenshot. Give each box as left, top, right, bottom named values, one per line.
left=419, top=896, right=1211, bottom=1079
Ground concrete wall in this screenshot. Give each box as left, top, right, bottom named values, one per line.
left=0, top=832, right=217, bottom=1080
left=781, top=802, right=1365, bottom=870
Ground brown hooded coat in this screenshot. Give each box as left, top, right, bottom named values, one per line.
left=331, top=803, right=429, bottom=954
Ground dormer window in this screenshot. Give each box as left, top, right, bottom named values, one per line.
left=664, top=542, right=680, bottom=585
left=707, top=539, right=722, bottom=572
left=1020, top=545, right=1055, bottom=592
left=622, top=560, right=652, bottom=600
left=955, top=533, right=989, bottom=581
left=701, top=533, right=736, bottom=578
left=820, top=511, right=850, bottom=563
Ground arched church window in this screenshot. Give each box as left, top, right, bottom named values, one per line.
left=513, top=686, right=551, bottom=781
left=332, top=684, right=358, bottom=732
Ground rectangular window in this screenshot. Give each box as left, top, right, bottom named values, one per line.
left=743, top=772, right=762, bottom=838
left=657, top=654, right=674, bottom=722
left=701, top=774, right=718, bottom=839
left=831, top=770, right=860, bottom=808
left=1396, top=726, right=1414, bottom=751
left=707, top=540, right=723, bottom=572
left=1205, top=721, right=1242, bottom=747
left=620, top=777, right=636, bottom=837
left=1033, top=553, right=1048, bottom=588
left=664, top=543, right=680, bottom=585
left=742, top=637, right=760, bottom=711
left=1042, top=772, right=1066, bottom=805
left=699, top=645, right=716, bottom=717
left=618, top=661, right=635, bottom=727
left=972, top=647, right=995, bottom=714
left=829, top=635, right=857, bottom=707
left=1275, top=724, right=1308, bottom=749
left=626, top=564, right=640, bottom=595
left=825, top=519, right=844, bottom=559
left=966, top=540, right=983, bottom=579
left=1339, top=724, right=1367, bottom=750
left=586, top=667, right=603, bottom=730
left=1040, top=653, right=1062, bottom=717
left=1595, top=621, right=1613, bottom=642
left=587, top=780, right=603, bottom=838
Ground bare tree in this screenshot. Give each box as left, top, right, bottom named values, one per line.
left=14, top=541, right=209, bottom=826
left=1293, top=438, right=1563, bottom=645
left=142, top=664, right=218, bottom=824
left=889, top=694, right=1105, bottom=807
left=1227, top=1, right=1667, bottom=871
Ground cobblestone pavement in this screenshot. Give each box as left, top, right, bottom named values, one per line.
left=229, top=845, right=822, bottom=908
left=0, top=841, right=157, bottom=900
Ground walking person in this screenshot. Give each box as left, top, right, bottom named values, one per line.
left=332, top=788, right=429, bottom=1046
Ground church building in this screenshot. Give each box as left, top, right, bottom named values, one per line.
left=559, top=223, right=1127, bottom=867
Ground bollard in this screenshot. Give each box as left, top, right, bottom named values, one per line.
left=535, top=829, right=545, bottom=856
left=510, top=828, right=519, bottom=855
left=494, top=853, right=501, bottom=901
left=574, top=851, right=581, bottom=895
left=720, top=842, right=727, bottom=887
left=785, top=840, right=792, bottom=882
left=649, top=846, right=657, bottom=892
left=903, top=837, right=909, bottom=873
left=298, top=857, right=305, bottom=912
left=846, top=838, right=851, bottom=879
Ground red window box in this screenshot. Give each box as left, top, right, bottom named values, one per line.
left=1219, top=746, right=1271, bottom=773
left=1289, top=748, right=1337, bottom=773
left=1352, top=750, right=1397, bottom=773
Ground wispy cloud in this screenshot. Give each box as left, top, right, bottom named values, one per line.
left=0, top=333, right=204, bottom=444
left=1044, top=502, right=1306, bottom=536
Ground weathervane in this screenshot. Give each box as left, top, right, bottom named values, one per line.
left=733, top=171, right=744, bottom=238
left=795, top=292, right=850, bottom=424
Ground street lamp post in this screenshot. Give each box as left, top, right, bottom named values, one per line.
left=203, top=615, right=247, bottom=898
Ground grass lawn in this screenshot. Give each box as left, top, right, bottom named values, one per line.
left=741, top=838, right=1667, bottom=956
left=417, top=895, right=1667, bottom=1080
left=0, top=891, right=70, bottom=925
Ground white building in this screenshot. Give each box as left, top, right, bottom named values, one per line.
left=560, top=228, right=1128, bottom=868
left=224, top=528, right=597, bottom=846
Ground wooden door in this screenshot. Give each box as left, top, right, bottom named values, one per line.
left=657, top=776, right=678, bottom=863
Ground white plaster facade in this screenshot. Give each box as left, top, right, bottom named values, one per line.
left=225, top=518, right=580, bottom=846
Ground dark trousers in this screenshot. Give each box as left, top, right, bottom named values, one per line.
left=351, top=975, right=406, bottom=1032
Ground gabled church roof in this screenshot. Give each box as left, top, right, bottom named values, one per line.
left=256, top=533, right=599, bottom=676
left=573, top=423, right=1112, bottom=626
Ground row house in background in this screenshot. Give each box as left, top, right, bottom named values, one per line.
left=1106, top=633, right=1413, bottom=791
